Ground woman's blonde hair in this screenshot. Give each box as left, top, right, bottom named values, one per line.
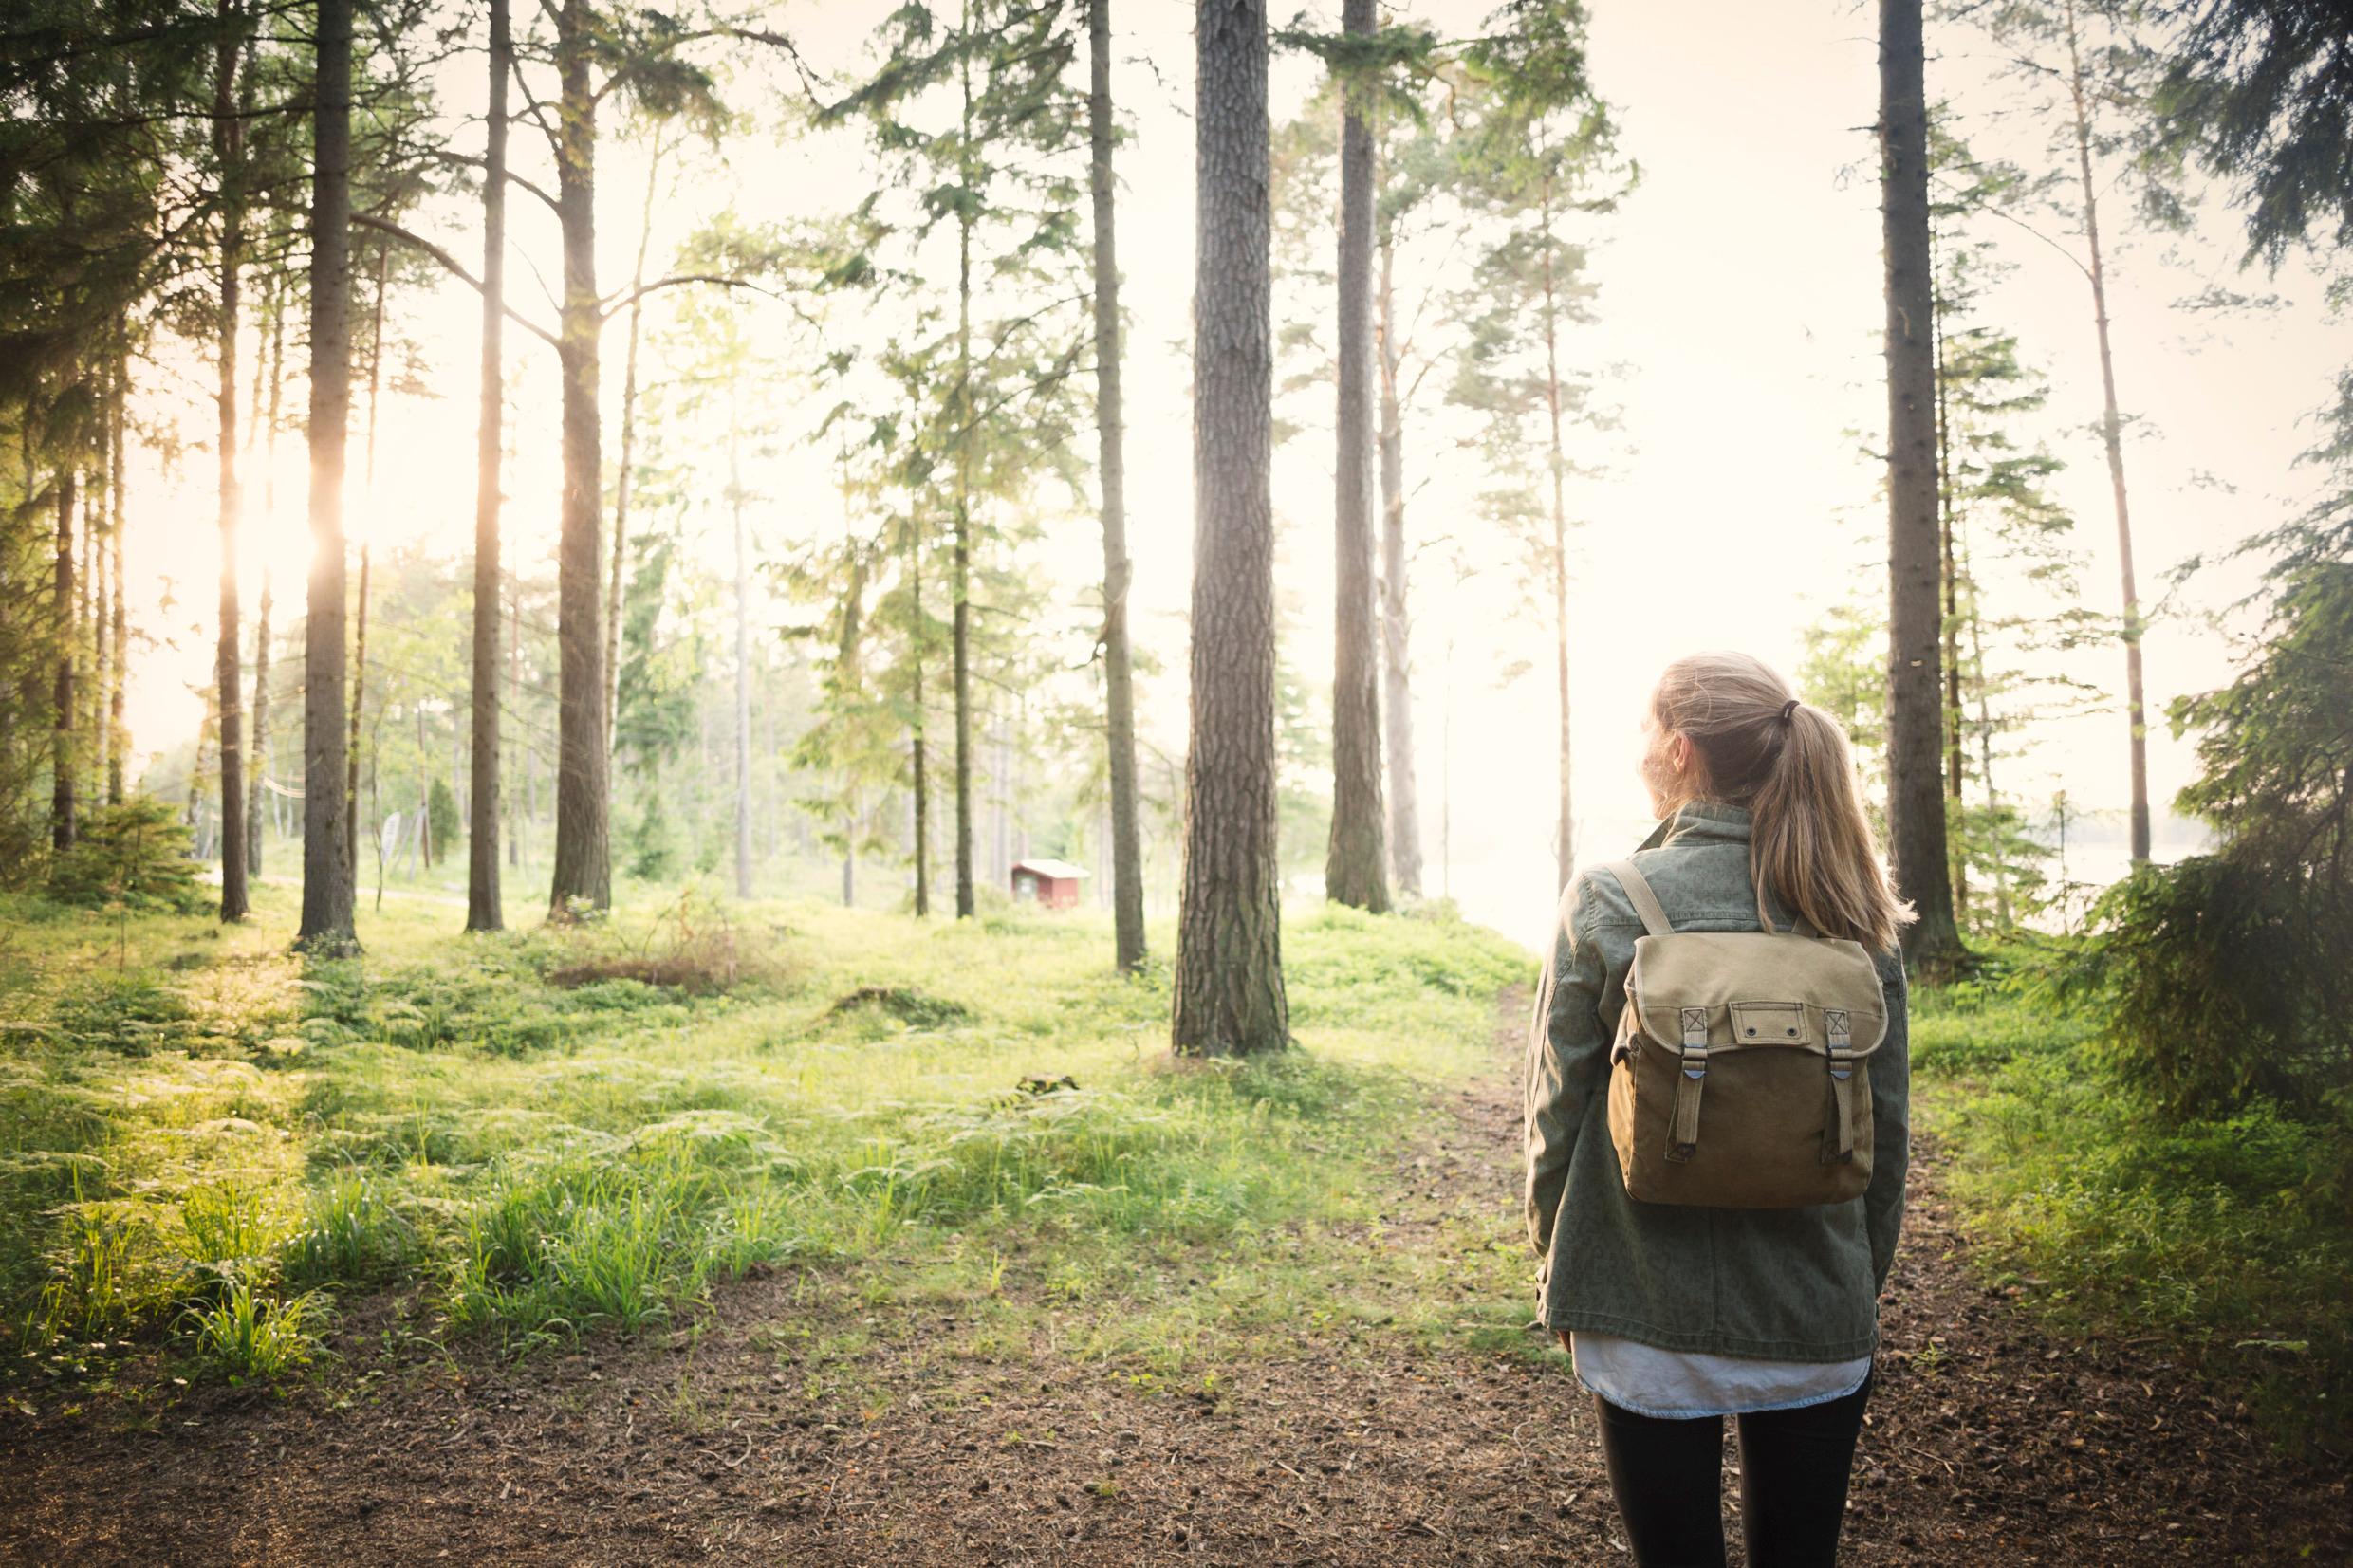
left=1649, top=651, right=1915, bottom=951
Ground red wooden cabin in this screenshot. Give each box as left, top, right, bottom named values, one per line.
left=1010, top=858, right=1089, bottom=911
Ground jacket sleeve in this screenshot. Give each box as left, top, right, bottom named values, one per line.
left=1524, top=875, right=1611, bottom=1258
left=1864, top=954, right=1912, bottom=1294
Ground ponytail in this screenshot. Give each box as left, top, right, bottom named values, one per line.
left=1651, top=652, right=1915, bottom=951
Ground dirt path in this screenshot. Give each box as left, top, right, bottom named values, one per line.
left=2, top=1007, right=2343, bottom=1566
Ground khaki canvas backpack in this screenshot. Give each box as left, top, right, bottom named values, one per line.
left=1601, top=859, right=1889, bottom=1208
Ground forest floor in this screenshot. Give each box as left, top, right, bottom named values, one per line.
left=2, top=989, right=2344, bottom=1567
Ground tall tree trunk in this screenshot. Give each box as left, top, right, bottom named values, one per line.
left=1089, top=0, right=1146, bottom=972
left=299, top=0, right=357, bottom=950
left=1957, top=523, right=2013, bottom=927
left=2062, top=0, right=2151, bottom=865
left=50, top=468, right=77, bottom=853
left=468, top=0, right=510, bottom=932
left=731, top=406, right=752, bottom=901
left=1174, top=0, right=1288, bottom=1056
left=1539, top=157, right=1574, bottom=894
left=1325, top=0, right=1388, bottom=913
left=414, top=701, right=430, bottom=872
left=89, top=352, right=115, bottom=809
left=80, top=464, right=96, bottom=802
left=190, top=692, right=213, bottom=854
left=344, top=241, right=387, bottom=883
left=1375, top=235, right=1420, bottom=899
left=107, top=346, right=127, bottom=807
left=1441, top=629, right=1454, bottom=899
left=1879, top=0, right=1960, bottom=970
left=843, top=785, right=859, bottom=906
left=953, top=18, right=977, bottom=922
left=835, top=538, right=868, bottom=910
left=605, top=127, right=659, bottom=775
left=249, top=286, right=285, bottom=875
left=909, top=511, right=930, bottom=918
left=248, top=569, right=271, bottom=876
left=507, top=580, right=522, bottom=870
left=1933, top=245, right=1965, bottom=919
left=548, top=0, right=611, bottom=916
left=213, top=8, right=250, bottom=922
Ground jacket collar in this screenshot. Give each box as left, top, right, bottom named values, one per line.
left=1649, top=799, right=1752, bottom=850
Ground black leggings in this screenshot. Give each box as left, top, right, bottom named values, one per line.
left=1592, top=1372, right=1872, bottom=1568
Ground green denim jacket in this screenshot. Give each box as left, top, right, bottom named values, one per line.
left=1522, top=801, right=1911, bottom=1360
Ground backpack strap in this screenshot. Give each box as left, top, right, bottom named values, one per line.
left=1600, top=859, right=1674, bottom=939
left=1603, top=860, right=1706, bottom=1161
left=1821, top=1007, right=1858, bottom=1164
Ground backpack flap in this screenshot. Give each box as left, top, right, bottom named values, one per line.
left=1624, top=931, right=1887, bottom=1063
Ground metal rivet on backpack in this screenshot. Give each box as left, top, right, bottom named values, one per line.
left=1744, top=1027, right=1756, bottom=1036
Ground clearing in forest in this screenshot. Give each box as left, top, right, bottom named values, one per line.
left=0, top=893, right=2342, bottom=1564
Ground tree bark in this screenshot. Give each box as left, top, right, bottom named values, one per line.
left=299, top=0, right=358, bottom=950
left=2063, top=0, right=2150, bottom=865
left=107, top=346, right=127, bottom=807
left=1539, top=157, right=1574, bottom=895
left=1375, top=234, right=1420, bottom=899
left=90, top=362, right=111, bottom=810
left=605, top=127, right=659, bottom=778
left=50, top=469, right=77, bottom=854
left=1089, top=0, right=1146, bottom=972
left=248, top=568, right=270, bottom=875
left=1957, top=522, right=2013, bottom=927
left=548, top=0, right=611, bottom=916
left=1880, top=0, right=1960, bottom=970
left=1174, top=0, right=1288, bottom=1056
left=249, top=283, right=285, bottom=874
left=1933, top=237, right=1965, bottom=918
left=1325, top=0, right=1389, bottom=914
left=344, top=241, right=387, bottom=884
left=468, top=0, right=510, bottom=932
left=909, top=507, right=930, bottom=918
left=212, top=6, right=249, bottom=922
left=508, top=581, right=522, bottom=870
left=953, top=19, right=977, bottom=922
left=732, top=405, right=752, bottom=900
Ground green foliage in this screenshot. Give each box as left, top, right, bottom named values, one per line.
left=2078, top=858, right=2344, bottom=1117
left=426, top=776, right=459, bottom=864
left=178, top=1280, right=323, bottom=1381
left=50, top=968, right=194, bottom=1054
left=2158, top=0, right=2353, bottom=266
left=2075, top=520, right=2351, bottom=1120
left=0, top=883, right=1531, bottom=1389
left=625, top=784, right=680, bottom=882
left=1909, top=947, right=2099, bottom=1077
left=1924, top=971, right=2353, bottom=1453
left=45, top=797, right=205, bottom=914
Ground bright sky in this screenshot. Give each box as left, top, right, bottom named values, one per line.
left=120, top=0, right=2350, bottom=946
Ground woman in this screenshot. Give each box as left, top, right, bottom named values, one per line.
left=1524, top=651, right=1913, bottom=1568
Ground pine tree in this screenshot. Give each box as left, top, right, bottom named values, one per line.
left=1457, top=2, right=1618, bottom=895
left=210, top=3, right=251, bottom=922
left=1175, top=0, right=1288, bottom=1056
left=1880, top=0, right=1960, bottom=971
left=300, top=0, right=359, bottom=951
left=1087, top=0, right=1146, bottom=970
left=467, top=0, right=511, bottom=933
left=1953, top=0, right=2195, bottom=866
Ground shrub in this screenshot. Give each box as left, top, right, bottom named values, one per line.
left=179, top=1280, right=324, bottom=1381
left=46, top=797, right=206, bottom=914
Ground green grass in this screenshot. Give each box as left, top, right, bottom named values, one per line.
left=0, top=879, right=1539, bottom=1395
left=1913, top=959, right=2353, bottom=1454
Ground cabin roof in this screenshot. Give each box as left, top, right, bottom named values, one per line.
left=1010, top=858, right=1090, bottom=882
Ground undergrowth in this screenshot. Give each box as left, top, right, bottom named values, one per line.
left=1913, top=946, right=2352, bottom=1455
left=0, top=882, right=1535, bottom=1397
